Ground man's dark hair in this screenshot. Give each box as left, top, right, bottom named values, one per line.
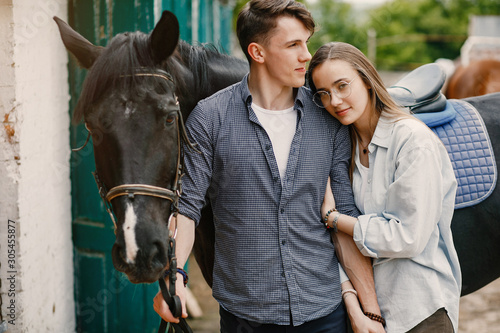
left=236, top=0, right=315, bottom=63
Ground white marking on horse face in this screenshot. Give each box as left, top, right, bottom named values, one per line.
left=124, top=103, right=135, bottom=118
left=123, top=203, right=139, bottom=264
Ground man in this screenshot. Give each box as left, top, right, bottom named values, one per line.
left=154, top=1, right=384, bottom=331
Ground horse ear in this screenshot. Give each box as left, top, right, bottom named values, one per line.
left=53, top=16, right=103, bottom=69
left=150, top=11, right=180, bottom=64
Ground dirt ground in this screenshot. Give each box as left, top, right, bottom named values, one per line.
left=185, top=255, right=500, bottom=333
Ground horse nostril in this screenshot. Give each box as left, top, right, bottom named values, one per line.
left=120, top=247, right=129, bottom=263
left=112, top=243, right=130, bottom=272
left=149, top=241, right=167, bottom=269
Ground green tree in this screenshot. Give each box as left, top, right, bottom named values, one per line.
left=307, top=0, right=365, bottom=55
left=232, top=0, right=360, bottom=57
left=230, top=0, right=500, bottom=70
left=366, top=0, right=500, bottom=69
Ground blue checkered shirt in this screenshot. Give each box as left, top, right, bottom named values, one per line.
left=179, top=75, right=359, bottom=326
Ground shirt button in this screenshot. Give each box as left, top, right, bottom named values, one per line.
left=265, top=144, right=272, bottom=150
left=281, top=272, right=285, bottom=277
left=368, top=179, right=372, bottom=184
left=282, top=240, right=286, bottom=245
left=280, top=208, right=284, bottom=214
left=274, top=176, right=279, bottom=182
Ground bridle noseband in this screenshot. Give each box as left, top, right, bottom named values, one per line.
left=73, top=69, right=196, bottom=333
left=73, top=70, right=197, bottom=230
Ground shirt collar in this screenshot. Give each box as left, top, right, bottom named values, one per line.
left=370, top=116, right=395, bottom=149
left=240, top=73, right=307, bottom=114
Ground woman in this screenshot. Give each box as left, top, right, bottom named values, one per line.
left=308, top=42, right=461, bottom=332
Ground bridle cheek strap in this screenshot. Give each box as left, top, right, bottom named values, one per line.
left=78, top=69, right=192, bottom=332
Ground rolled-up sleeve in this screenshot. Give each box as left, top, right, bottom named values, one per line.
left=178, top=103, right=214, bottom=226
left=330, top=124, right=360, bottom=218
left=354, top=143, right=446, bottom=259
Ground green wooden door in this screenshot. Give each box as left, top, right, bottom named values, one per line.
left=69, top=1, right=160, bottom=332
left=68, top=1, right=235, bottom=332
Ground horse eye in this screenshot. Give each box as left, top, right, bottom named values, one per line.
left=166, top=114, right=176, bottom=125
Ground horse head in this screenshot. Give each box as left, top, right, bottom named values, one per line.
left=55, top=11, right=189, bottom=283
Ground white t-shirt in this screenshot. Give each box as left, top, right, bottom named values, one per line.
left=354, top=146, right=370, bottom=214
left=253, top=103, right=349, bottom=284
left=252, top=103, right=297, bottom=183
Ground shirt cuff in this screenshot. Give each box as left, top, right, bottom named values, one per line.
left=353, top=214, right=379, bottom=258
left=178, top=203, right=200, bottom=227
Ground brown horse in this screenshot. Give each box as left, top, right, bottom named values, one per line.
left=446, top=59, right=500, bottom=99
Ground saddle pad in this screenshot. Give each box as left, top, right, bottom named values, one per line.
left=414, top=100, right=456, bottom=127
left=429, top=99, right=497, bottom=209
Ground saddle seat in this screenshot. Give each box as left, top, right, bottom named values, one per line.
left=388, top=63, right=447, bottom=114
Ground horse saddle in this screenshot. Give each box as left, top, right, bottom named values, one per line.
left=388, top=64, right=497, bottom=209
left=388, top=63, right=447, bottom=113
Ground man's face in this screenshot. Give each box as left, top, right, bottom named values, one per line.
left=259, top=16, right=312, bottom=89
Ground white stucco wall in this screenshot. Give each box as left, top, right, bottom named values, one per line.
left=0, top=0, right=75, bottom=332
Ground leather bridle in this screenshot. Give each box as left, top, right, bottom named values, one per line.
left=73, top=69, right=196, bottom=333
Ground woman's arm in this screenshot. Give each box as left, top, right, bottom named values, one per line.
left=323, top=179, right=384, bottom=328
left=324, top=143, right=451, bottom=259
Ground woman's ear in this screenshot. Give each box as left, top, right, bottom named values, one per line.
left=248, top=42, right=265, bottom=64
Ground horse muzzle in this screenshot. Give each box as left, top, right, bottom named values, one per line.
left=111, top=216, right=170, bottom=283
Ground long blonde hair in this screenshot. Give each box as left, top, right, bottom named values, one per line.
left=307, top=42, right=410, bottom=178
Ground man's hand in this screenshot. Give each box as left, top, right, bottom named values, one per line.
left=153, top=214, right=195, bottom=323
left=153, top=275, right=188, bottom=323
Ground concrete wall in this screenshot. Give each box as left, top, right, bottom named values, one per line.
left=0, top=0, right=75, bottom=332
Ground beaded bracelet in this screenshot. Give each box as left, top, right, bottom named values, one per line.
left=322, top=208, right=337, bottom=228
left=163, top=267, right=189, bottom=287
left=331, top=212, right=340, bottom=233
left=364, top=312, right=386, bottom=327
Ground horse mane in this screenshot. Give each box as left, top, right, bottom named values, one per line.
left=73, top=31, right=246, bottom=124
left=166, top=41, right=244, bottom=107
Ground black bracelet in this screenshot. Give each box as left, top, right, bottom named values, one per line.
left=163, top=267, right=189, bottom=287
left=364, top=312, right=386, bottom=327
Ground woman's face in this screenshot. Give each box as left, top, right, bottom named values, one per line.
left=311, top=59, right=372, bottom=127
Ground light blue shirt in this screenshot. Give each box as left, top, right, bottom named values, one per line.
left=352, top=116, right=461, bottom=332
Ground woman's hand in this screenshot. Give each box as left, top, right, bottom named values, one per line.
left=349, top=311, right=386, bottom=333
left=342, top=280, right=386, bottom=333
left=321, top=177, right=336, bottom=220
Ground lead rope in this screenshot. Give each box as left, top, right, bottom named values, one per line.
left=157, top=236, right=193, bottom=333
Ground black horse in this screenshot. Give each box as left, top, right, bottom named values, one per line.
left=55, top=11, right=246, bottom=285
left=55, top=11, right=499, bottom=295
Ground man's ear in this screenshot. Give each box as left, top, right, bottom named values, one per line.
left=248, top=42, right=265, bottom=64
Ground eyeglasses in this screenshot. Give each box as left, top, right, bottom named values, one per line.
left=312, top=77, right=356, bottom=108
